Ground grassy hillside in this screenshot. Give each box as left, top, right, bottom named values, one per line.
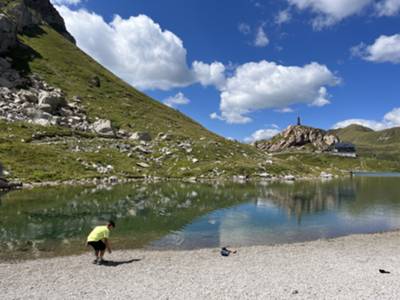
left=1, top=24, right=281, bottom=182
left=332, top=125, right=400, bottom=164
left=12, top=26, right=213, bottom=138
left=1, top=1, right=399, bottom=182
left=330, top=124, right=374, bottom=143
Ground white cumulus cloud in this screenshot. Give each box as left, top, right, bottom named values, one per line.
left=56, top=6, right=224, bottom=91
left=244, top=128, right=281, bottom=143
left=51, top=0, right=81, bottom=5
left=383, top=107, right=400, bottom=125
left=212, top=61, right=339, bottom=124
left=163, top=92, right=190, bottom=108
left=192, top=61, right=226, bottom=88
left=333, top=107, right=400, bottom=131
left=287, top=0, right=400, bottom=28
left=352, top=34, right=400, bottom=63
left=254, top=25, right=269, bottom=47
left=288, top=0, right=373, bottom=29
left=375, top=0, right=400, bottom=16
left=56, top=6, right=340, bottom=124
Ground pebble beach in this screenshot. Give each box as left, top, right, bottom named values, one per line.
left=2, top=231, right=400, bottom=299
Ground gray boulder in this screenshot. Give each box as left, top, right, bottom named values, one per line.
left=88, top=76, right=101, bottom=88
left=38, top=90, right=67, bottom=114
left=133, top=145, right=152, bottom=154
left=137, top=162, right=150, bottom=168
left=130, top=132, right=152, bottom=142
left=31, top=110, right=53, bottom=126
left=33, top=118, right=51, bottom=126
left=16, top=90, right=37, bottom=103
left=92, top=119, right=115, bottom=136
left=7, top=2, right=39, bottom=32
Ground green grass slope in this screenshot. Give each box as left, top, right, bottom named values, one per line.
left=330, top=124, right=374, bottom=143
left=332, top=125, right=400, bottom=165
left=1, top=25, right=280, bottom=182
left=13, top=26, right=214, bottom=139
left=1, top=0, right=398, bottom=181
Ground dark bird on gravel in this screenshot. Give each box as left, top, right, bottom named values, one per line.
left=379, top=269, right=390, bottom=274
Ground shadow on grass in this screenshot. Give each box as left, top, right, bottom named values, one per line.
left=6, top=26, right=45, bottom=74
left=100, top=258, right=142, bottom=267
left=23, top=26, right=47, bottom=38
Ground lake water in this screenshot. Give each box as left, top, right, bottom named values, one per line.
left=1, top=176, right=400, bottom=260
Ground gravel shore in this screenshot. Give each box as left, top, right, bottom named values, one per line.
left=2, top=231, right=400, bottom=299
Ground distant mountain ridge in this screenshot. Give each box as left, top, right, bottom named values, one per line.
left=332, top=124, right=400, bottom=145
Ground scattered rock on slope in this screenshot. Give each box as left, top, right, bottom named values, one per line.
left=130, top=132, right=152, bottom=142
left=92, top=119, right=115, bottom=137
left=0, top=62, right=91, bottom=130
left=38, top=90, right=67, bottom=114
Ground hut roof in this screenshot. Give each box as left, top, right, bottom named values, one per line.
left=332, top=142, right=356, bottom=152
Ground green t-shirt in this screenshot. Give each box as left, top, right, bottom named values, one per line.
left=87, top=225, right=110, bottom=242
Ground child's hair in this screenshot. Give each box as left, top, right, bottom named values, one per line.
left=108, top=220, right=116, bottom=228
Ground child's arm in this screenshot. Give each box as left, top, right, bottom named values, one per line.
left=104, top=239, right=112, bottom=253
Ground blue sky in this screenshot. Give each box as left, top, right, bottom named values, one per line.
left=52, top=0, right=400, bottom=142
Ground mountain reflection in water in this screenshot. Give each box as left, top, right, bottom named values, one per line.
left=1, top=177, right=400, bottom=260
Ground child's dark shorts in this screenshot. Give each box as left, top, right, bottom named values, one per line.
left=88, top=240, right=106, bottom=251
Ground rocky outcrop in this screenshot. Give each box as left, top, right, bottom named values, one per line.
left=0, top=0, right=75, bottom=54
left=0, top=14, right=17, bottom=54
left=7, top=1, right=40, bottom=32
left=0, top=57, right=26, bottom=87
left=255, top=125, right=340, bottom=153
left=23, top=0, right=75, bottom=43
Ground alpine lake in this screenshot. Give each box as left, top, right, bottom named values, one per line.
left=1, top=174, right=400, bottom=261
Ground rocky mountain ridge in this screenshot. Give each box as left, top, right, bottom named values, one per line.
left=255, top=125, right=340, bottom=153
left=0, top=0, right=74, bottom=54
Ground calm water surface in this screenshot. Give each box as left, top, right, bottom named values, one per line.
left=1, top=176, right=400, bottom=260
